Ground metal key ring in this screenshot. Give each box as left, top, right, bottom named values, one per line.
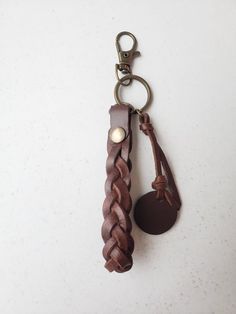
left=114, top=74, right=152, bottom=113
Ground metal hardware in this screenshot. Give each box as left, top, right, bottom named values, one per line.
left=114, top=74, right=152, bottom=113
left=114, top=32, right=152, bottom=112
left=115, top=31, right=140, bottom=86
left=115, top=65, right=132, bottom=86
left=109, top=127, right=126, bottom=143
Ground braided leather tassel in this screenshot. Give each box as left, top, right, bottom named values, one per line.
left=102, top=104, right=134, bottom=273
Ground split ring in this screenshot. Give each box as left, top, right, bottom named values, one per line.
left=114, top=74, right=152, bottom=113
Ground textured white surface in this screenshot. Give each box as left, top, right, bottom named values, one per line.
left=0, top=1, right=236, bottom=314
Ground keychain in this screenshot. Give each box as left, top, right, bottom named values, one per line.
left=101, top=31, right=181, bottom=273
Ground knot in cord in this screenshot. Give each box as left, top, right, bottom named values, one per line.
left=152, top=175, right=166, bottom=191
left=139, top=113, right=153, bottom=135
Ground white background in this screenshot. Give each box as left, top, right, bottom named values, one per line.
left=0, top=1, right=236, bottom=314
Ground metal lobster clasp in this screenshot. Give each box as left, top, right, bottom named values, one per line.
left=115, top=31, right=140, bottom=75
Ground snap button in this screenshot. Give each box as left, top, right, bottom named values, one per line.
left=109, top=127, right=126, bottom=143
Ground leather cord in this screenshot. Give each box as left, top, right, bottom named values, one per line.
left=139, top=113, right=181, bottom=209
left=102, top=104, right=134, bottom=273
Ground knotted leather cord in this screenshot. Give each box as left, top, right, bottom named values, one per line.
left=139, top=113, right=181, bottom=209
left=102, top=104, right=134, bottom=273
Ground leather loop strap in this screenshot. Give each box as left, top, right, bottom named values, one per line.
left=139, top=113, right=181, bottom=209
left=102, top=104, right=134, bottom=273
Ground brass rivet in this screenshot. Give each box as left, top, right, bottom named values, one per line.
left=109, top=127, right=126, bottom=143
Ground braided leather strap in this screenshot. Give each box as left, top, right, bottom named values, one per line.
left=102, top=104, right=134, bottom=273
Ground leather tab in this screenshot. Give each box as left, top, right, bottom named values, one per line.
left=109, top=104, right=131, bottom=137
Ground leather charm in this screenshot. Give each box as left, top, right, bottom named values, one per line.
left=102, top=31, right=182, bottom=273
left=101, top=103, right=134, bottom=273
left=133, top=113, right=181, bottom=235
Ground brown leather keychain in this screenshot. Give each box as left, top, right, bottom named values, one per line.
left=101, top=32, right=181, bottom=273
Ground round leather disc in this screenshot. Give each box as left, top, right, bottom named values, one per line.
left=134, top=191, right=178, bottom=235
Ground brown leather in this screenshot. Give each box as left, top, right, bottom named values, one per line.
left=139, top=113, right=181, bottom=208
left=102, top=104, right=134, bottom=273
